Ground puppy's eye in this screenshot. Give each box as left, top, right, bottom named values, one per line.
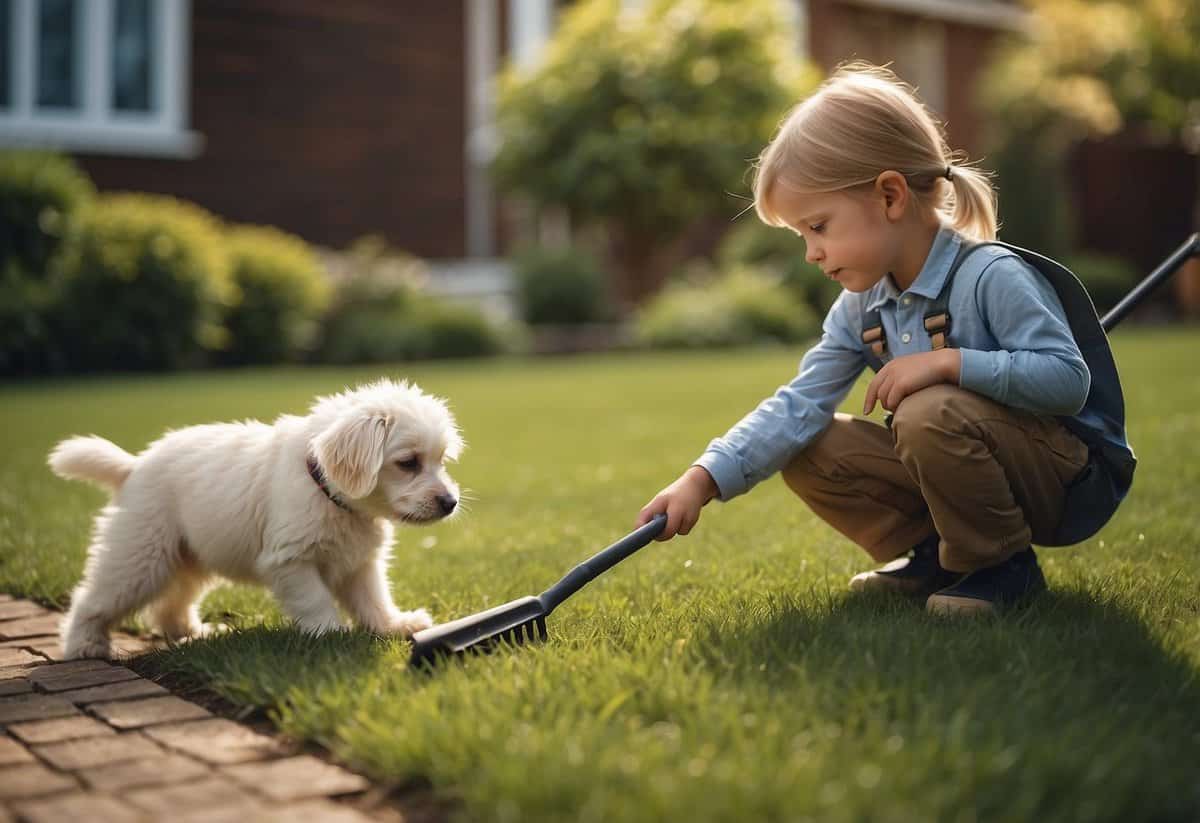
left=396, top=457, right=420, bottom=471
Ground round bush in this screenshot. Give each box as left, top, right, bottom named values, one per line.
left=513, top=246, right=611, bottom=326
left=221, top=225, right=331, bottom=365
left=0, top=151, right=95, bottom=279
left=56, top=193, right=233, bottom=372
left=636, top=265, right=820, bottom=349
left=318, top=297, right=509, bottom=364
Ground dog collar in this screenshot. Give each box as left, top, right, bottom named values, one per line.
left=306, top=455, right=353, bottom=512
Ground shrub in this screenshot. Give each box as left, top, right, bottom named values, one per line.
left=514, top=246, right=611, bottom=325
left=0, top=151, right=95, bottom=278
left=635, top=264, right=819, bottom=348
left=0, top=152, right=96, bottom=375
left=1064, top=252, right=1137, bottom=314
left=716, top=219, right=842, bottom=316
left=317, top=239, right=510, bottom=364
left=56, top=193, right=234, bottom=372
left=221, top=225, right=331, bottom=365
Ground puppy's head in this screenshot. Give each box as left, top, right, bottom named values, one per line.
left=310, top=379, right=463, bottom=523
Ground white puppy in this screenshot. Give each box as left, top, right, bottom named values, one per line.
left=48, top=378, right=461, bottom=660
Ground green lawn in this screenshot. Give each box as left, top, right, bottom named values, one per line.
left=3, top=330, right=1199, bottom=822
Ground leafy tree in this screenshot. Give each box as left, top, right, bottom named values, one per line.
left=492, top=0, right=817, bottom=305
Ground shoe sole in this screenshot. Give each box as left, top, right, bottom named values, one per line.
left=925, top=592, right=999, bottom=616
left=848, top=571, right=933, bottom=597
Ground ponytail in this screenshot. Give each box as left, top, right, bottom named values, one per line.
left=944, top=163, right=998, bottom=241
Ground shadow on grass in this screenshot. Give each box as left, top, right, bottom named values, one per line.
left=690, top=587, right=1200, bottom=820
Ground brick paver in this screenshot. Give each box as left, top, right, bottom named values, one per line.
left=90, top=695, right=212, bottom=729
left=77, top=753, right=210, bottom=792
left=0, top=763, right=78, bottom=800
left=0, top=693, right=80, bottom=725
left=13, top=792, right=142, bottom=823
left=8, top=714, right=116, bottom=744
left=222, top=754, right=371, bottom=801
left=143, top=717, right=291, bottom=764
left=0, top=596, right=411, bottom=822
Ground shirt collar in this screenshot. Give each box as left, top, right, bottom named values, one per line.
left=864, top=225, right=962, bottom=312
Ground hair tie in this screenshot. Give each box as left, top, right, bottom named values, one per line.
left=944, top=165, right=954, bottom=181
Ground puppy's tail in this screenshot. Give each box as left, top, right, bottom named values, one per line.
left=48, top=436, right=136, bottom=491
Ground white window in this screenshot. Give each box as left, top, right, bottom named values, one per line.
left=0, top=0, right=201, bottom=157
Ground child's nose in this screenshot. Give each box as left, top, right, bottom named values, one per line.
left=805, top=243, right=824, bottom=264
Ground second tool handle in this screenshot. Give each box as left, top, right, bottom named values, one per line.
left=538, top=514, right=667, bottom=614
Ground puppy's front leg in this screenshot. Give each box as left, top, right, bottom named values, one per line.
left=266, top=563, right=345, bottom=635
left=335, top=558, right=432, bottom=638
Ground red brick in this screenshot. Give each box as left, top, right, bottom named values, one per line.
left=78, top=752, right=211, bottom=792
left=0, top=634, right=55, bottom=648
left=0, top=614, right=60, bottom=640
left=143, top=717, right=291, bottom=764
left=0, top=735, right=34, bottom=765
left=33, top=731, right=162, bottom=770
left=242, top=799, right=378, bottom=822
left=222, top=755, right=370, bottom=801
left=0, top=648, right=43, bottom=668
left=13, top=792, right=142, bottom=823
left=0, top=762, right=78, bottom=800
left=29, top=663, right=140, bottom=692
left=56, top=677, right=169, bottom=705
left=127, top=776, right=257, bottom=815
left=0, top=678, right=31, bottom=697
left=0, top=601, right=48, bottom=621
left=89, top=695, right=212, bottom=729
left=0, top=693, right=80, bottom=725
left=17, top=637, right=65, bottom=661
left=9, top=714, right=116, bottom=744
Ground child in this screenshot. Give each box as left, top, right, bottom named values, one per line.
left=636, top=63, right=1135, bottom=615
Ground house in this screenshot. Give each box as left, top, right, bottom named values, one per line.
left=0, top=0, right=1028, bottom=268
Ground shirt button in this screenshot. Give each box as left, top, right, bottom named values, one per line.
left=902, top=296, right=912, bottom=306
left=901, top=332, right=912, bottom=344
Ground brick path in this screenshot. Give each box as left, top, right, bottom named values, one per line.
left=0, top=594, right=425, bottom=822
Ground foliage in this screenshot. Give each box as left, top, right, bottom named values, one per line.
left=56, top=193, right=234, bottom=372
left=1065, top=252, right=1138, bottom=313
left=635, top=263, right=820, bottom=348
left=492, top=0, right=818, bottom=301
left=0, top=150, right=95, bottom=278
left=317, top=238, right=509, bottom=364
left=221, top=225, right=331, bottom=365
left=716, top=219, right=842, bottom=317
left=514, top=246, right=612, bottom=326
left=0, top=152, right=96, bottom=375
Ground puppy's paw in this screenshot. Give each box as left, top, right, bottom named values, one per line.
left=388, top=608, right=434, bottom=638
left=63, top=635, right=112, bottom=660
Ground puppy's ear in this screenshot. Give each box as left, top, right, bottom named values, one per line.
left=312, top=413, right=392, bottom=499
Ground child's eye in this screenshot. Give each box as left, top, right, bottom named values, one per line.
left=809, top=222, right=826, bottom=234
left=396, top=457, right=420, bottom=471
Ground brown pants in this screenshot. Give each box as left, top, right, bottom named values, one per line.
left=780, top=385, right=1090, bottom=573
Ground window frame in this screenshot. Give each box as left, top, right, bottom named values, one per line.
left=0, top=0, right=202, bottom=157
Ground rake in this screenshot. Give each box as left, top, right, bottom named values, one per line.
left=410, top=514, right=666, bottom=666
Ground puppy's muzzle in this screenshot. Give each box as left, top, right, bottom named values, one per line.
left=435, top=494, right=457, bottom=516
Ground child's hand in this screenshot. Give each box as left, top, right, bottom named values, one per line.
left=863, top=348, right=961, bottom=414
left=637, top=466, right=718, bottom=540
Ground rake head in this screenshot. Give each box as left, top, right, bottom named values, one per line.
left=409, top=595, right=549, bottom=667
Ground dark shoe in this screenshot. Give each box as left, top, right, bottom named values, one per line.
left=926, top=548, right=1046, bottom=616
left=848, top=535, right=961, bottom=597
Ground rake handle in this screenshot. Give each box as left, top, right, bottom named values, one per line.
left=1100, top=233, right=1200, bottom=332
left=539, top=514, right=667, bottom=614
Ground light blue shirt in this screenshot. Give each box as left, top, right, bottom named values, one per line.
left=696, top=225, right=1091, bottom=501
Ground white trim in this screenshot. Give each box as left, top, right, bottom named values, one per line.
left=508, top=0, right=553, bottom=70
left=0, top=0, right=201, bottom=158
left=838, top=0, right=1028, bottom=31
left=464, top=0, right=497, bottom=257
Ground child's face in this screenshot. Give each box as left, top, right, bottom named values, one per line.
left=767, top=183, right=900, bottom=294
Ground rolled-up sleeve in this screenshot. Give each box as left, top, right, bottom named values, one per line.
left=695, top=296, right=866, bottom=501
left=957, top=256, right=1090, bottom=416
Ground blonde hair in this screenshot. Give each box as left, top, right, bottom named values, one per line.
left=753, top=63, right=997, bottom=241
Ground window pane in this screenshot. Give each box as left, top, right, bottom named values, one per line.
left=0, top=0, right=11, bottom=109
left=37, top=0, right=78, bottom=108
left=112, top=0, right=154, bottom=112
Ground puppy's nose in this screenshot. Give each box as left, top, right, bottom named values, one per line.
left=435, top=494, right=457, bottom=515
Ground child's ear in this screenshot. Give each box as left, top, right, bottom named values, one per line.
left=875, top=171, right=908, bottom=218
